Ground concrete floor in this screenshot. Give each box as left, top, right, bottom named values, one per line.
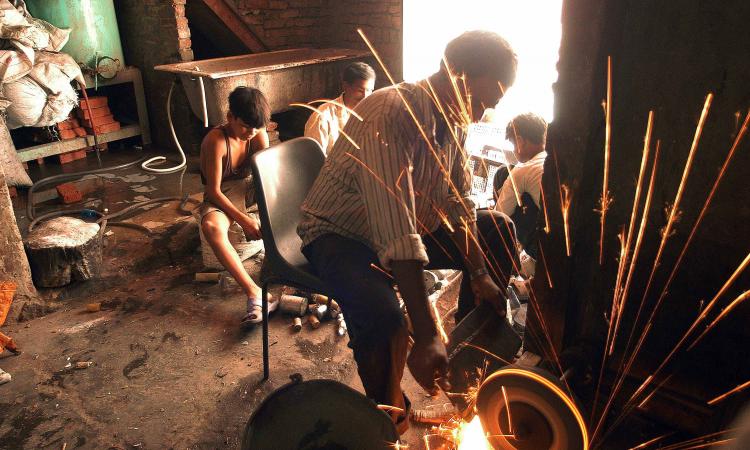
left=0, top=147, right=456, bottom=449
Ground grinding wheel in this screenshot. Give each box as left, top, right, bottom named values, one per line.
left=475, top=365, right=589, bottom=450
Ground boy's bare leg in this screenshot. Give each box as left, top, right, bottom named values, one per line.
left=201, top=211, right=262, bottom=300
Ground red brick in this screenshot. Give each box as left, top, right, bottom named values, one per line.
left=56, top=182, right=83, bottom=203
left=81, top=114, right=116, bottom=128
left=58, top=129, right=78, bottom=140
left=57, top=119, right=78, bottom=131
left=86, top=121, right=121, bottom=135
left=79, top=96, right=107, bottom=109
left=76, top=106, right=111, bottom=120
left=74, top=127, right=87, bottom=137
left=55, top=149, right=87, bottom=166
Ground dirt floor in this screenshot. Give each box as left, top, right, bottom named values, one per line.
left=0, top=147, right=457, bottom=449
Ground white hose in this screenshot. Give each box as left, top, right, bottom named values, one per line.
left=141, top=80, right=187, bottom=173
left=196, top=67, right=209, bottom=128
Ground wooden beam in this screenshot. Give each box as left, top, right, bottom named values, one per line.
left=199, top=0, right=268, bottom=53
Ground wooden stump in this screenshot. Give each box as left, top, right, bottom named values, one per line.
left=24, top=217, right=102, bottom=288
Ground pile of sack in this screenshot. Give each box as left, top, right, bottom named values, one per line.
left=0, top=0, right=83, bottom=129
left=0, top=0, right=85, bottom=187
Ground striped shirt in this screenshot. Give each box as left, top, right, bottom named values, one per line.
left=298, top=80, right=476, bottom=269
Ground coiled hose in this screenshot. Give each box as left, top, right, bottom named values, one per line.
left=140, top=80, right=187, bottom=173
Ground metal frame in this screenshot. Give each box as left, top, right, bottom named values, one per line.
left=15, top=66, right=151, bottom=162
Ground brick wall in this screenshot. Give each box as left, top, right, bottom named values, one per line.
left=116, top=0, right=203, bottom=151
left=231, top=0, right=403, bottom=81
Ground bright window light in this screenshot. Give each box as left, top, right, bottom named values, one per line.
left=403, top=0, right=563, bottom=131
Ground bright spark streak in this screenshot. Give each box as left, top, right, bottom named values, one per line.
left=431, top=299, right=449, bottom=344
left=609, top=130, right=656, bottom=356
left=561, top=184, right=572, bottom=256
left=540, top=184, right=551, bottom=234
left=377, top=404, right=405, bottom=415
left=599, top=56, right=614, bottom=265
left=308, top=98, right=364, bottom=121
left=676, top=438, right=735, bottom=450
left=707, top=378, right=750, bottom=405
left=689, top=290, right=750, bottom=350
left=537, top=240, right=554, bottom=288
left=501, top=385, right=513, bottom=435
left=338, top=128, right=361, bottom=150
left=628, top=433, right=674, bottom=450
left=370, top=263, right=394, bottom=280
left=460, top=343, right=512, bottom=365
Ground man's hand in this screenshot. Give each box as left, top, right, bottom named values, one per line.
left=407, top=335, right=450, bottom=396
left=470, top=274, right=507, bottom=317
left=238, top=215, right=262, bottom=241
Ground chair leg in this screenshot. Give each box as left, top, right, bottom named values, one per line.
left=262, top=282, right=270, bottom=381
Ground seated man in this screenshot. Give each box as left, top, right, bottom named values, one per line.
left=298, top=31, right=519, bottom=433
left=304, top=61, right=376, bottom=154
left=494, top=113, right=548, bottom=260
left=199, top=87, right=273, bottom=329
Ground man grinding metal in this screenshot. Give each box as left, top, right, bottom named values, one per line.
left=298, top=30, right=520, bottom=433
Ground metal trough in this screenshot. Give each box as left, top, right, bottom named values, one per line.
left=154, top=48, right=372, bottom=125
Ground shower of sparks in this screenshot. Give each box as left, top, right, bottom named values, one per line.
left=707, top=378, right=750, bottom=405
left=594, top=109, right=750, bottom=443
left=308, top=98, right=364, bottom=121
left=561, top=184, right=572, bottom=256
left=599, top=251, right=750, bottom=443
left=501, top=385, right=513, bottom=435
left=599, top=56, right=614, bottom=265
left=622, top=92, right=713, bottom=358
left=591, top=94, right=716, bottom=444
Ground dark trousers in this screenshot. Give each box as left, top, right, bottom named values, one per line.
left=302, top=210, right=518, bottom=428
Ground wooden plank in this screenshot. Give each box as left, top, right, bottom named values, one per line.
left=17, top=124, right=141, bottom=162
left=199, top=0, right=267, bottom=53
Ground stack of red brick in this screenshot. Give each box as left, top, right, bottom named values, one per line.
left=54, top=116, right=87, bottom=163
left=53, top=96, right=117, bottom=164
left=77, top=96, right=121, bottom=135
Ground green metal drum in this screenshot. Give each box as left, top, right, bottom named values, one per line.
left=26, top=0, right=125, bottom=76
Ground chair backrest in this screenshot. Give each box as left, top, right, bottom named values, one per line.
left=250, top=137, right=325, bottom=272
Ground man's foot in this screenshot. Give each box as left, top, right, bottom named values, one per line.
left=240, top=294, right=278, bottom=329
left=0, top=368, right=10, bottom=385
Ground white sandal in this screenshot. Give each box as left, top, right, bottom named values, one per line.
left=0, top=368, right=10, bottom=385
